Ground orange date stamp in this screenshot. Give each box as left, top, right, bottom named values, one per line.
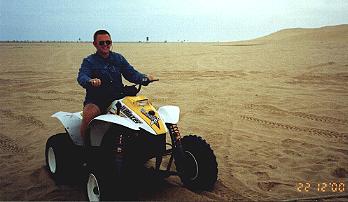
left=296, top=182, right=345, bottom=193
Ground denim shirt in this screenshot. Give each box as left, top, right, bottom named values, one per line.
left=77, top=51, right=146, bottom=106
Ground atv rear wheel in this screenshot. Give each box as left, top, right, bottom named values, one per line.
left=175, top=135, right=218, bottom=190
left=45, top=133, right=82, bottom=184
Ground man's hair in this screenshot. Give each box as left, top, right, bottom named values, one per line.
left=93, top=30, right=111, bottom=41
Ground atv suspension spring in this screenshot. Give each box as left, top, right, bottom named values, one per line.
left=169, top=124, right=181, bottom=143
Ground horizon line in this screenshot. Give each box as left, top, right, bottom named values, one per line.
left=0, top=40, right=228, bottom=43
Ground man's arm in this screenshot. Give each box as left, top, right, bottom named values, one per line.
left=77, top=58, right=93, bottom=88
left=119, top=54, right=147, bottom=84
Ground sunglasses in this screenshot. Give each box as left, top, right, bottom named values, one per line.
left=98, top=40, right=112, bottom=46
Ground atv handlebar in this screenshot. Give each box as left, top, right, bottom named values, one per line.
left=136, top=79, right=159, bottom=94
left=90, top=77, right=158, bottom=97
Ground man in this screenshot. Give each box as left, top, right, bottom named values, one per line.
left=77, top=30, right=155, bottom=143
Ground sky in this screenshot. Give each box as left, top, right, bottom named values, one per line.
left=1, top=0, right=348, bottom=42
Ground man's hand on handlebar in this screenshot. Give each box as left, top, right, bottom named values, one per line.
left=90, top=75, right=157, bottom=88
left=142, top=75, right=159, bottom=86
left=147, top=75, right=158, bottom=82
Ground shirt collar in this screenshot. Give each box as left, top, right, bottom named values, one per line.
left=95, top=51, right=112, bottom=60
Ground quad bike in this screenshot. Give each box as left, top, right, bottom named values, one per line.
left=45, top=80, right=218, bottom=201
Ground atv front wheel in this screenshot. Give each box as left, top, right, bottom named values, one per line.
left=175, top=135, right=218, bottom=190
left=45, top=133, right=82, bottom=183
left=86, top=172, right=102, bottom=201
left=86, top=158, right=130, bottom=201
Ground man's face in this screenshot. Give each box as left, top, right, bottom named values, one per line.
left=93, top=34, right=112, bottom=56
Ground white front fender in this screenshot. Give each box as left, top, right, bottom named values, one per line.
left=89, top=114, right=141, bottom=146
left=158, top=105, right=180, bottom=124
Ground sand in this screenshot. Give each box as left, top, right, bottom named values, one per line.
left=0, top=25, right=347, bottom=201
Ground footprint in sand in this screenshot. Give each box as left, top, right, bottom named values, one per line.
left=257, top=181, right=280, bottom=191
left=254, top=171, right=270, bottom=181
left=257, top=180, right=294, bottom=192
left=282, top=149, right=302, bottom=157
left=331, top=167, right=347, bottom=178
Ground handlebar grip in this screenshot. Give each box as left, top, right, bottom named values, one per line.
left=142, top=78, right=159, bottom=86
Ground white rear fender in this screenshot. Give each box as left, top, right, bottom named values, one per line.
left=51, top=111, right=83, bottom=145
left=158, top=105, right=180, bottom=124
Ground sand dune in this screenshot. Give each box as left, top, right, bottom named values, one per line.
left=0, top=25, right=347, bottom=200
left=253, top=24, right=348, bottom=42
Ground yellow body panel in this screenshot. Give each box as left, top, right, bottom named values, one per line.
left=122, top=96, right=166, bottom=135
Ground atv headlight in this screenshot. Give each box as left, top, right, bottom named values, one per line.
left=137, top=99, right=149, bottom=106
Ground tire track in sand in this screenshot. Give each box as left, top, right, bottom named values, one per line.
left=0, top=133, right=27, bottom=153
left=244, top=104, right=348, bottom=125
left=240, top=115, right=347, bottom=141
left=25, top=95, right=78, bottom=102
left=0, top=109, right=44, bottom=127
